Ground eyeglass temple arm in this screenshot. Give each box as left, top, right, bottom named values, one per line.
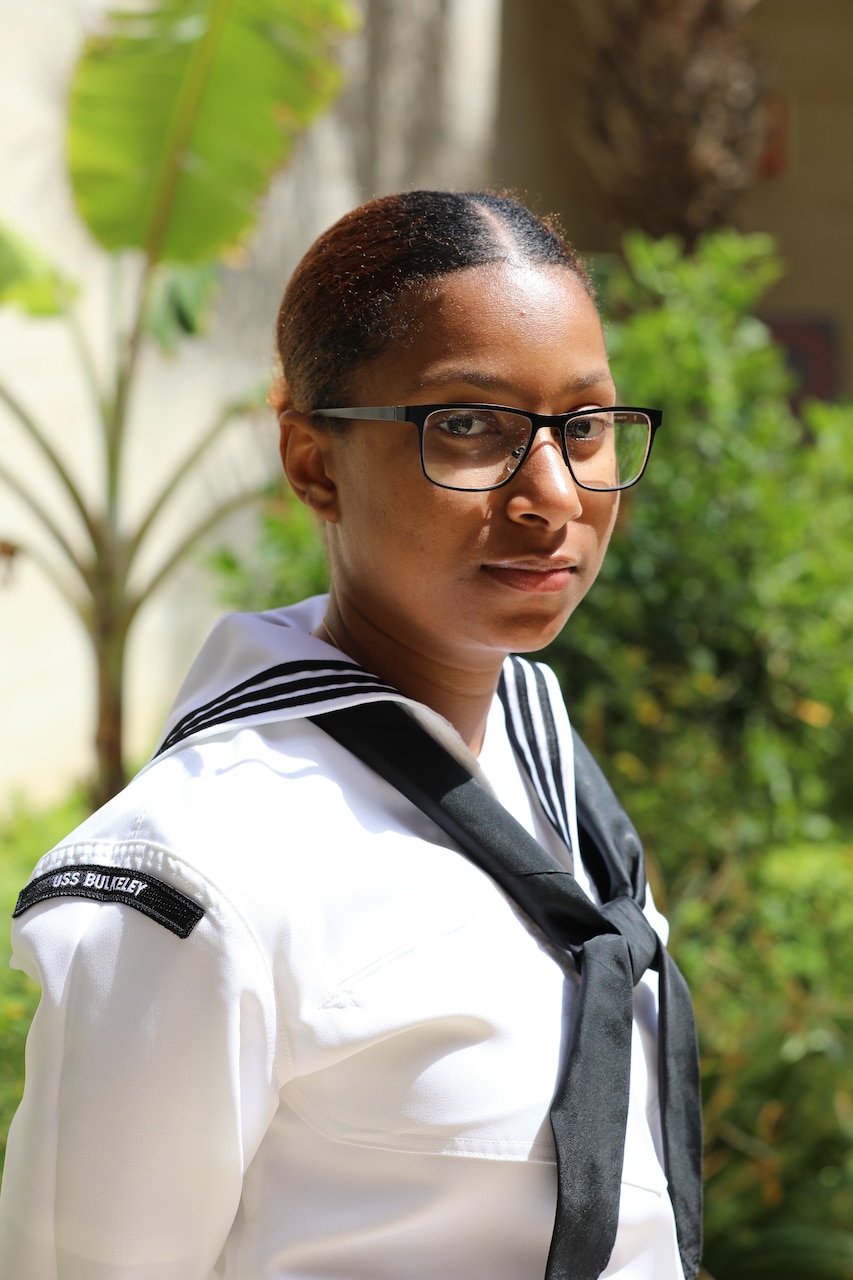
left=316, top=406, right=405, bottom=422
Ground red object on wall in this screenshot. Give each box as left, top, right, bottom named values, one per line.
left=756, top=91, right=790, bottom=181
left=763, top=315, right=840, bottom=410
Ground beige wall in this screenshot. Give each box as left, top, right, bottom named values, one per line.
left=740, top=0, right=853, bottom=396
left=495, top=0, right=609, bottom=250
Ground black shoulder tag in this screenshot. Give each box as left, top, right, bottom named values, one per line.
left=13, top=864, right=205, bottom=939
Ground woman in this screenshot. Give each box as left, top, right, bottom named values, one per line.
left=0, top=191, right=701, bottom=1280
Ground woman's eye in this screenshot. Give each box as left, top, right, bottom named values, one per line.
left=435, top=411, right=495, bottom=437
left=567, top=414, right=607, bottom=442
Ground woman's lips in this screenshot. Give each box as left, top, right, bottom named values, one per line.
left=482, top=560, right=578, bottom=593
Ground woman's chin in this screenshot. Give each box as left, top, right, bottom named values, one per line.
left=477, top=603, right=577, bottom=658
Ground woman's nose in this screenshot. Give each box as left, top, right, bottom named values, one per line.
left=503, top=430, right=584, bottom=527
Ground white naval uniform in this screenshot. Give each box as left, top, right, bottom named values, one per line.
left=0, top=597, right=685, bottom=1280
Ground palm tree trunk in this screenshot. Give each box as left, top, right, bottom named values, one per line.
left=91, top=605, right=128, bottom=810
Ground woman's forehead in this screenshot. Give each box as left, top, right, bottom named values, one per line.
left=352, top=262, right=613, bottom=407
left=416, top=259, right=592, bottom=313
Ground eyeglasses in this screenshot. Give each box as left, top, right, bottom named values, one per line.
left=314, top=403, right=662, bottom=493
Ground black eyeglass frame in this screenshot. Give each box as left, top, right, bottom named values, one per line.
left=314, top=403, right=663, bottom=493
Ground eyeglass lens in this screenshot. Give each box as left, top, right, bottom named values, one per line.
left=421, top=408, right=651, bottom=491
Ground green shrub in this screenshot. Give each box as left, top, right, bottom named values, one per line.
left=673, top=842, right=853, bottom=1276
left=209, top=493, right=329, bottom=612
left=547, top=231, right=853, bottom=879
left=0, top=793, right=88, bottom=1169
left=546, top=231, right=853, bottom=1276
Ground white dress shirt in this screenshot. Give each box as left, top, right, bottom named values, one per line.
left=0, top=597, right=685, bottom=1279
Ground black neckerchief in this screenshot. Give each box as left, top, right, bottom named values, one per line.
left=311, top=698, right=702, bottom=1280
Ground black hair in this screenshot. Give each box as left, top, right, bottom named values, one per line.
left=273, top=189, right=593, bottom=414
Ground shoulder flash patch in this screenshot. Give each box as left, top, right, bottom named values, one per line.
left=13, top=864, right=205, bottom=939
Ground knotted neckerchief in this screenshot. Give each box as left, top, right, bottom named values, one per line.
left=311, top=700, right=702, bottom=1280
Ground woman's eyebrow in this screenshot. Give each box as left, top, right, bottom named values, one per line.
left=410, top=368, right=614, bottom=397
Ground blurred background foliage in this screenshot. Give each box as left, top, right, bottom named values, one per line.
left=577, top=232, right=853, bottom=1276
left=561, top=231, right=852, bottom=865
left=0, top=794, right=87, bottom=1169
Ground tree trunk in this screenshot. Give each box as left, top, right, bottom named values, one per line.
left=91, top=602, right=128, bottom=810
left=573, top=0, right=766, bottom=246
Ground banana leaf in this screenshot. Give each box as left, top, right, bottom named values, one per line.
left=67, top=0, right=358, bottom=264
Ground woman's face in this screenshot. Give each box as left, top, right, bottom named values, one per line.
left=295, top=261, right=620, bottom=674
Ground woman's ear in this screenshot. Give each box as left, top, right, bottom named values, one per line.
left=278, top=410, right=341, bottom=523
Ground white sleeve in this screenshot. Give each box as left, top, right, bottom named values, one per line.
left=0, top=874, right=281, bottom=1280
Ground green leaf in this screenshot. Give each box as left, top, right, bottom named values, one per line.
left=0, top=791, right=90, bottom=1168
left=208, top=490, right=329, bottom=610
left=144, top=261, right=221, bottom=350
left=0, top=222, right=76, bottom=315
left=67, top=0, right=359, bottom=264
